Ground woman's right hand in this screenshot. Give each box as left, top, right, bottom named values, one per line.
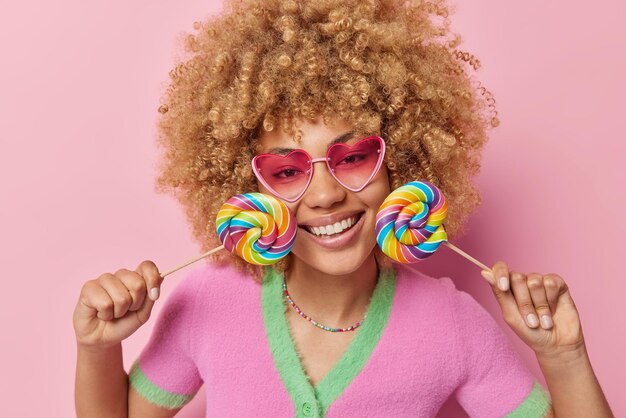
left=73, top=260, right=163, bottom=349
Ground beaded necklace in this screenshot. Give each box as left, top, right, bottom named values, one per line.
left=282, top=278, right=365, bottom=333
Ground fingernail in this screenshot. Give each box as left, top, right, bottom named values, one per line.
left=541, top=315, right=553, bottom=329
left=150, top=287, right=159, bottom=301
left=498, top=276, right=509, bottom=291
left=481, top=270, right=494, bottom=284
left=526, top=313, right=539, bottom=327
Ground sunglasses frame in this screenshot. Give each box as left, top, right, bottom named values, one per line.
left=252, top=135, right=386, bottom=202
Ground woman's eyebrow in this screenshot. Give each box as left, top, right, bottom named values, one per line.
left=327, top=131, right=355, bottom=147
left=265, top=131, right=355, bottom=155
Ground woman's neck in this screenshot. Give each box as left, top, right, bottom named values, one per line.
left=284, top=253, right=379, bottom=325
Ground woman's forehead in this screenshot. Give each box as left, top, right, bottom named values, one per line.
left=256, top=117, right=361, bottom=152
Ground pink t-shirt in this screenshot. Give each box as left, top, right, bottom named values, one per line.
left=129, top=261, right=551, bottom=417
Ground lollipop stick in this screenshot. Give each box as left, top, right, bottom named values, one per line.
left=442, top=241, right=491, bottom=272
left=161, top=245, right=225, bottom=278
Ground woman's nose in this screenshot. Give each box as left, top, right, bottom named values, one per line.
left=302, top=161, right=346, bottom=208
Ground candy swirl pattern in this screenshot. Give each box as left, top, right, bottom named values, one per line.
left=375, top=181, right=448, bottom=263
left=216, top=193, right=297, bottom=265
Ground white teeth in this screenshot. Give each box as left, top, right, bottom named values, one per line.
left=307, top=215, right=359, bottom=236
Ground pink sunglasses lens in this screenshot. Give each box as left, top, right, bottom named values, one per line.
left=328, top=137, right=383, bottom=190
left=254, top=151, right=311, bottom=201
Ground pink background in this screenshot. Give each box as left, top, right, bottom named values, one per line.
left=1, top=0, right=624, bottom=416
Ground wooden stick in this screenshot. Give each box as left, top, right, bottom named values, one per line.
left=159, top=241, right=490, bottom=279
left=160, top=245, right=225, bottom=278
left=443, top=241, right=491, bottom=272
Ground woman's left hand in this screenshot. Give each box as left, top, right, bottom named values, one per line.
left=481, top=261, right=585, bottom=357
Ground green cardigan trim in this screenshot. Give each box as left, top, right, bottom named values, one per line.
left=128, top=360, right=194, bottom=409
left=506, top=380, right=552, bottom=417
left=261, top=267, right=396, bottom=417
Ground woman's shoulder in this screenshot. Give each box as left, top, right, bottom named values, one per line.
left=394, top=264, right=515, bottom=351
left=391, top=264, right=494, bottom=330
left=392, top=263, right=461, bottom=302
left=173, top=260, right=259, bottom=289
left=163, top=260, right=261, bottom=313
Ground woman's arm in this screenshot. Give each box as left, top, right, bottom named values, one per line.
left=75, top=342, right=181, bottom=418
left=537, top=345, right=613, bottom=417
left=73, top=261, right=174, bottom=418
left=75, top=343, right=128, bottom=417
left=481, top=262, right=613, bottom=418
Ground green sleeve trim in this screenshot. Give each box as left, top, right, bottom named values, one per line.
left=128, top=360, right=195, bottom=410
left=506, top=380, right=552, bottom=417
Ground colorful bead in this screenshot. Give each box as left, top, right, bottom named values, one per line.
left=282, top=279, right=365, bottom=333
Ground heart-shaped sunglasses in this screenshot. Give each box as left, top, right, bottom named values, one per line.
left=252, top=135, right=386, bottom=202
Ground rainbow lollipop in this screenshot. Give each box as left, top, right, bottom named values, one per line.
left=376, top=181, right=490, bottom=271
left=216, top=193, right=296, bottom=265
left=376, top=181, right=448, bottom=263
left=161, top=193, right=296, bottom=277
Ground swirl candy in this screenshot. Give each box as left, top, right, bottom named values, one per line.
left=375, top=181, right=448, bottom=263
left=216, top=193, right=297, bottom=265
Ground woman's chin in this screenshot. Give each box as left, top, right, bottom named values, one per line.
left=289, top=215, right=380, bottom=276
left=290, top=245, right=377, bottom=277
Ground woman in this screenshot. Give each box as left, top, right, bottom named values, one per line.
left=73, top=0, right=613, bottom=416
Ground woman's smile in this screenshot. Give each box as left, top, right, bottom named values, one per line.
left=298, top=210, right=366, bottom=250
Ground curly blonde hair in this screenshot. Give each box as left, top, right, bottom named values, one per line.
left=155, top=0, right=498, bottom=278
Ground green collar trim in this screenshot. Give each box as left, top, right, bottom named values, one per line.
left=261, top=267, right=396, bottom=417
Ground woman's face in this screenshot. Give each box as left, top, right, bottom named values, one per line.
left=256, top=118, right=391, bottom=276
